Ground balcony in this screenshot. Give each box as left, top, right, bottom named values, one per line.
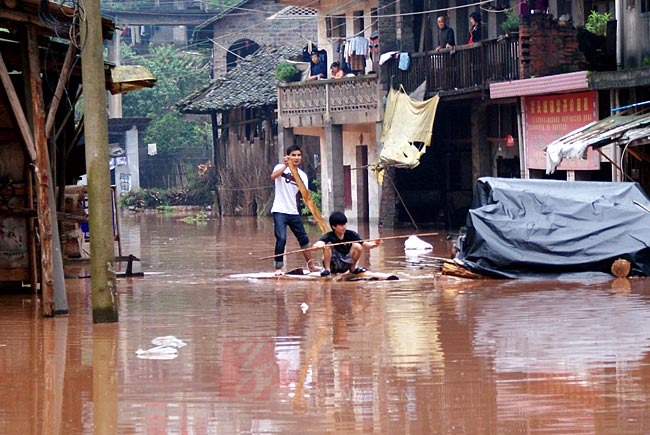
left=383, top=38, right=520, bottom=96
left=277, top=76, right=381, bottom=128
left=276, top=38, right=522, bottom=127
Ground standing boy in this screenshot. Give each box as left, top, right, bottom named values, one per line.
left=313, top=211, right=382, bottom=276
left=271, top=145, right=319, bottom=276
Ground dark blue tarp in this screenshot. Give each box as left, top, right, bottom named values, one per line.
left=455, top=177, right=650, bottom=278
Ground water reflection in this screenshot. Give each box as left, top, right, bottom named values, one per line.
left=1, top=213, right=650, bottom=434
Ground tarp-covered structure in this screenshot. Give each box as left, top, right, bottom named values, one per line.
left=454, top=177, right=650, bottom=278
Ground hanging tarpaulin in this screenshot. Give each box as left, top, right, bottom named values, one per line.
left=376, top=87, right=440, bottom=174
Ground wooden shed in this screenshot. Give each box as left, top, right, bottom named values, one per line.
left=0, top=0, right=115, bottom=315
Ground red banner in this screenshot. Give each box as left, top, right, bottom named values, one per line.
left=524, top=91, right=599, bottom=170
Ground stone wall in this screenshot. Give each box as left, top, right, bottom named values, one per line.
left=519, top=14, right=586, bottom=78
left=211, top=0, right=317, bottom=77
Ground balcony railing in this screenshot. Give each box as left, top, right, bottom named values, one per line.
left=278, top=76, right=381, bottom=128
left=383, top=37, right=519, bottom=95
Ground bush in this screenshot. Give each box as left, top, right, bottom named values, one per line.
left=586, top=10, right=610, bottom=37
left=501, top=10, right=520, bottom=33
left=275, top=61, right=300, bottom=82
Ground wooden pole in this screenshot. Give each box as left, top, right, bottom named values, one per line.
left=287, top=159, right=328, bottom=233
left=81, top=0, right=118, bottom=323
left=258, top=232, right=439, bottom=260
left=27, top=26, right=55, bottom=316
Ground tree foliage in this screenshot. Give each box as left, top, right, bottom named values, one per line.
left=144, top=112, right=211, bottom=156
left=120, top=44, right=209, bottom=118
left=119, top=44, right=212, bottom=156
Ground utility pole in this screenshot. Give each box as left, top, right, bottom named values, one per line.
left=81, top=0, right=118, bottom=323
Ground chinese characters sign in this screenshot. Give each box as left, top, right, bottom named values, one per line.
left=524, top=91, right=599, bottom=170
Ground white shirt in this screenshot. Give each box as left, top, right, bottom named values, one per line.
left=271, top=164, right=308, bottom=215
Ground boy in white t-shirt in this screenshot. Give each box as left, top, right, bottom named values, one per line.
left=270, top=145, right=320, bottom=275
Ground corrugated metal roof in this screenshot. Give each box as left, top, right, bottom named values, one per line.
left=545, top=113, right=650, bottom=174
left=490, top=71, right=589, bottom=99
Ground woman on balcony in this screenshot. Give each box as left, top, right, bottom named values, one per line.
left=468, top=12, right=482, bottom=44
left=330, top=61, right=344, bottom=78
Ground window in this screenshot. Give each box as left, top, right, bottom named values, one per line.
left=371, top=8, right=378, bottom=32
left=120, top=174, right=131, bottom=192
left=642, top=0, right=650, bottom=13
left=353, top=10, right=364, bottom=34
left=326, top=14, right=346, bottom=38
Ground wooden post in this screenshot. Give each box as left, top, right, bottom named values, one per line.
left=287, top=160, right=328, bottom=234
left=27, top=26, right=55, bottom=316
left=81, top=0, right=118, bottom=323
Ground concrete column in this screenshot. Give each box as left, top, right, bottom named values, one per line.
left=321, top=123, right=344, bottom=217
left=107, top=31, right=121, bottom=119
left=126, top=126, right=140, bottom=190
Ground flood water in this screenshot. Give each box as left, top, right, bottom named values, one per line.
left=2, top=211, right=650, bottom=435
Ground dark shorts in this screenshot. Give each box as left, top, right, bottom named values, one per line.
left=330, top=249, right=352, bottom=273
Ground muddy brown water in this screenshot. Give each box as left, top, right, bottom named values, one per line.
left=2, top=212, right=650, bottom=435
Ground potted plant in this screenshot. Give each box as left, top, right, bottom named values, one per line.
left=274, top=61, right=301, bottom=83
left=501, top=10, right=520, bottom=37
left=585, top=10, right=610, bottom=37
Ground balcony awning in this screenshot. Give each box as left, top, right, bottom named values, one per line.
left=109, top=65, right=157, bottom=95
left=545, top=113, right=650, bottom=174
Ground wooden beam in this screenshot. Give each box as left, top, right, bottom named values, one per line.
left=27, top=25, right=55, bottom=316
left=0, top=51, right=37, bottom=161
left=45, top=42, right=77, bottom=139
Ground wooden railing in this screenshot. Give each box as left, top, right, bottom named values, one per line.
left=383, top=37, right=519, bottom=95
left=278, top=76, right=381, bottom=128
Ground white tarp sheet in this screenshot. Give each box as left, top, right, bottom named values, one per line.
left=545, top=113, right=650, bottom=174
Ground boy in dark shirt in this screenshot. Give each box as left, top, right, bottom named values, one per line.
left=313, top=211, right=382, bottom=276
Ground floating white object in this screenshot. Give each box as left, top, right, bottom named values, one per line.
left=151, top=336, right=187, bottom=349
left=404, top=235, right=433, bottom=251
left=300, top=303, right=309, bottom=314
left=135, top=336, right=187, bottom=360
left=135, top=345, right=179, bottom=360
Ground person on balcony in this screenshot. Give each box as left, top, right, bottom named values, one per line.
left=468, top=12, right=482, bottom=44
left=307, top=52, right=327, bottom=80
left=330, top=61, right=344, bottom=78
left=434, top=15, right=455, bottom=53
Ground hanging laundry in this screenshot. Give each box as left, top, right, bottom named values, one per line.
left=398, top=52, right=410, bottom=70
left=375, top=88, right=440, bottom=181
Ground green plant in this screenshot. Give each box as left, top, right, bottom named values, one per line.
left=274, top=61, right=300, bottom=83
left=301, top=178, right=322, bottom=216
left=642, top=56, right=650, bottom=67
left=585, top=10, right=610, bottom=36
left=501, top=10, right=520, bottom=33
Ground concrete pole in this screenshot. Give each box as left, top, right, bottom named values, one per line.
left=81, top=0, right=118, bottom=323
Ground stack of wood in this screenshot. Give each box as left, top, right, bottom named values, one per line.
left=441, top=259, right=489, bottom=279
left=62, top=186, right=87, bottom=258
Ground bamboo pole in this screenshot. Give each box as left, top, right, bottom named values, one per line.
left=287, top=159, right=328, bottom=234
left=258, top=232, right=439, bottom=260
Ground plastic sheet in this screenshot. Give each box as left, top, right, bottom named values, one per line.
left=455, top=177, right=650, bottom=278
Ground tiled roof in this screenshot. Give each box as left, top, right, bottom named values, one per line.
left=177, top=45, right=302, bottom=113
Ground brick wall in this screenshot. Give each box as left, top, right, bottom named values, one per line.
left=211, top=0, right=317, bottom=77
left=519, top=14, right=586, bottom=78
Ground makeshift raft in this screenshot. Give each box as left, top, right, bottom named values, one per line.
left=231, top=268, right=399, bottom=281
